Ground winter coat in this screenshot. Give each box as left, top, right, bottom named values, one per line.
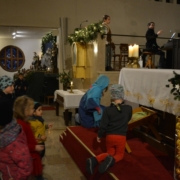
left=0, top=91, right=16, bottom=109
left=17, top=119, right=43, bottom=176
left=0, top=120, right=32, bottom=180
left=28, top=116, right=47, bottom=143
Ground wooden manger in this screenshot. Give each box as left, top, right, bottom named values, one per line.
left=126, top=106, right=161, bottom=153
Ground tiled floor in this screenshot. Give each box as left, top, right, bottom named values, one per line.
left=42, top=106, right=86, bottom=180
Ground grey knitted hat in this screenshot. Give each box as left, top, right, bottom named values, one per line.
left=0, top=75, right=14, bottom=91
left=110, top=84, right=124, bottom=100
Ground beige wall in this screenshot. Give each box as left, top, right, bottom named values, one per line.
left=0, top=0, right=180, bottom=90
left=0, top=0, right=180, bottom=40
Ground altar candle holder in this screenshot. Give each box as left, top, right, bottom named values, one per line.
left=131, top=57, right=140, bottom=68
left=126, top=57, right=133, bottom=68
left=69, top=84, right=74, bottom=93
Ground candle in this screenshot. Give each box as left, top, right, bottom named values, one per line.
left=128, top=45, right=133, bottom=57
left=132, top=44, right=139, bottom=57
left=71, top=81, right=73, bottom=86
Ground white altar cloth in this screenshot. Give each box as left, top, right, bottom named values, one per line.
left=54, top=89, right=85, bottom=109
left=118, top=68, right=180, bottom=115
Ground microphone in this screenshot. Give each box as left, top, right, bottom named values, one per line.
left=80, top=20, right=88, bottom=28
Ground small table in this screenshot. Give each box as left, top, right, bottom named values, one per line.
left=54, top=89, right=85, bottom=125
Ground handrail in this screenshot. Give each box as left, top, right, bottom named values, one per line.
left=105, top=33, right=170, bottom=40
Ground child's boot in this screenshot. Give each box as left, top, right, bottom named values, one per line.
left=98, top=155, right=115, bottom=173
left=86, top=156, right=98, bottom=175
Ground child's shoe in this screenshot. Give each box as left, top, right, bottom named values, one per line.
left=86, top=156, right=98, bottom=175
left=98, top=155, right=115, bottom=173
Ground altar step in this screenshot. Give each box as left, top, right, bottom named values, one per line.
left=59, top=126, right=173, bottom=180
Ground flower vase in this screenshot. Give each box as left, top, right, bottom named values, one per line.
left=63, top=84, right=68, bottom=91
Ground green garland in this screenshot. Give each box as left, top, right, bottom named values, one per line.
left=166, top=71, right=180, bottom=101
left=41, top=32, right=56, bottom=54
left=67, top=21, right=106, bottom=45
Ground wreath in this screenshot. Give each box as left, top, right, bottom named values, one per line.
left=67, top=21, right=106, bottom=45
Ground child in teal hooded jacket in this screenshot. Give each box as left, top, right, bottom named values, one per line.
left=78, top=75, right=109, bottom=128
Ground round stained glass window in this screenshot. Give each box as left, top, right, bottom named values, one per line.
left=0, top=45, right=25, bottom=72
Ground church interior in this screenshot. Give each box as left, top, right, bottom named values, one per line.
left=1, top=0, right=180, bottom=179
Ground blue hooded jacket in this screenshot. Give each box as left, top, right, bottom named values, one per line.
left=79, top=75, right=109, bottom=128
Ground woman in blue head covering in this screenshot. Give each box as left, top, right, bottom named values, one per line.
left=78, top=75, right=109, bottom=128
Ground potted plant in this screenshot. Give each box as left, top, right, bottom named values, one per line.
left=59, top=70, right=72, bottom=91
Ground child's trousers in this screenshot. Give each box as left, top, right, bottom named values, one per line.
left=96, top=135, right=126, bottom=163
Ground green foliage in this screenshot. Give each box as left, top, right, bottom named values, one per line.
left=59, top=70, right=72, bottom=85
left=67, top=21, right=106, bottom=45
left=24, top=71, right=35, bottom=84
left=13, top=70, right=34, bottom=83
left=41, top=32, right=56, bottom=54
left=166, top=71, right=180, bottom=101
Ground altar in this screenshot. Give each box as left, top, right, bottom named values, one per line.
left=119, top=68, right=180, bottom=179
left=118, top=68, right=180, bottom=115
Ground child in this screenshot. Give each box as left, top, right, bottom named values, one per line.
left=78, top=75, right=109, bottom=128
left=13, top=96, right=46, bottom=180
left=28, top=102, right=53, bottom=158
left=86, top=84, right=132, bottom=174
left=14, top=73, right=28, bottom=97
left=0, top=75, right=16, bottom=108
left=0, top=99, right=32, bottom=180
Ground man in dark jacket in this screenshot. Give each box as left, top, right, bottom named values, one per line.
left=145, top=21, right=166, bottom=68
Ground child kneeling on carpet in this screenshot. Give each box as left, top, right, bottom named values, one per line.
left=28, top=102, right=53, bottom=158
left=86, top=84, right=132, bottom=174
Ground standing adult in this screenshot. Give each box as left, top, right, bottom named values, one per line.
left=145, top=21, right=166, bottom=68
left=102, top=15, right=114, bottom=71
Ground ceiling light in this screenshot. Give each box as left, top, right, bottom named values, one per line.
left=12, top=32, right=16, bottom=35
left=13, top=35, right=16, bottom=39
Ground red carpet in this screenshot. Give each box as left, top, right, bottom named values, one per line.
left=60, top=126, right=174, bottom=180
left=42, top=106, right=56, bottom=111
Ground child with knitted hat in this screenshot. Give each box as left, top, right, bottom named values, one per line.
left=0, top=99, right=32, bottom=180
left=86, top=84, right=132, bottom=174
left=0, top=75, right=16, bottom=109
left=28, top=102, right=53, bottom=158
